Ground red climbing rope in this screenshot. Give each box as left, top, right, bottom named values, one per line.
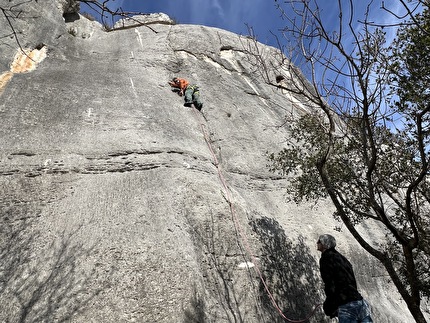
left=192, top=107, right=322, bottom=322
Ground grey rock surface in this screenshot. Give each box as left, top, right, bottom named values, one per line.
left=0, top=1, right=426, bottom=322
left=114, top=13, right=175, bottom=29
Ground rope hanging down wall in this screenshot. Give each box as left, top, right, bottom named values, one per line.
left=191, top=107, right=321, bottom=322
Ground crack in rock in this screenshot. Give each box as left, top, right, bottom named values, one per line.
left=0, top=149, right=213, bottom=177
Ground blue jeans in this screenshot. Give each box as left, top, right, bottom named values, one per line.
left=338, top=299, right=373, bottom=323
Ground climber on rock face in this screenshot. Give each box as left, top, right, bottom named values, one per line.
left=168, top=77, right=203, bottom=111
left=168, top=77, right=188, bottom=96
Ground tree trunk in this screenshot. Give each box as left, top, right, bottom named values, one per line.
left=317, top=163, right=428, bottom=323
left=405, top=301, right=428, bottom=323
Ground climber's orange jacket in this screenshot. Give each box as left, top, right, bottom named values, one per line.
left=168, top=77, right=189, bottom=95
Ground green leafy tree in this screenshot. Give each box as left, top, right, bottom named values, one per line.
left=264, top=1, right=430, bottom=322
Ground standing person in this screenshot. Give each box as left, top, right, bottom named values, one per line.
left=168, top=77, right=203, bottom=110
left=317, top=234, right=373, bottom=322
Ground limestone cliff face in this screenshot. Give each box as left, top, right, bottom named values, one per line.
left=0, top=1, right=420, bottom=322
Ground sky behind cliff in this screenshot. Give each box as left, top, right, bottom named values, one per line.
left=81, top=0, right=284, bottom=44
left=80, top=1, right=412, bottom=93
left=118, top=0, right=282, bottom=39
left=79, top=1, right=422, bottom=130
left=79, top=1, right=415, bottom=55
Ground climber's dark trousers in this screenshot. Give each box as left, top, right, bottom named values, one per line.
left=184, top=86, right=203, bottom=110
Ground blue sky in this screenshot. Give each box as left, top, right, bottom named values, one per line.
left=81, top=1, right=289, bottom=45
left=80, top=1, right=413, bottom=49
left=117, top=0, right=283, bottom=41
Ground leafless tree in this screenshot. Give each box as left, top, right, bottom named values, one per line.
left=251, top=1, right=430, bottom=322
left=0, top=0, right=34, bottom=54
left=78, top=0, right=170, bottom=31
left=0, top=0, right=157, bottom=56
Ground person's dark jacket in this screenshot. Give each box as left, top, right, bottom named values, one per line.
left=320, top=248, right=363, bottom=318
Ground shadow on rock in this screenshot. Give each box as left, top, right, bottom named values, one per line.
left=183, top=287, right=207, bottom=323
left=183, top=208, right=262, bottom=323
left=250, top=216, right=328, bottom=323
left=0, top=205, right=108, bottom=322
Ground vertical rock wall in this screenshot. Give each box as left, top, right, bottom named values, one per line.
left=0, top=1, right=424, bottom=322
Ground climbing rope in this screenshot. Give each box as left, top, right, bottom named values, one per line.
left=192, top=106, right=322, bottom=322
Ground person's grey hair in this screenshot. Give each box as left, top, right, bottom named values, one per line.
left=318, top=234, right=336, bottom=249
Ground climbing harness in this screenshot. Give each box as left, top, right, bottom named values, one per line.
left=191, top=107, right=322, bottom=322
